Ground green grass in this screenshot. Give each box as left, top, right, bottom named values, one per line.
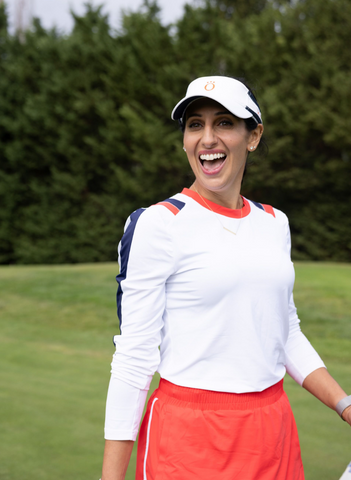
left=0, top=262, right=350, bottom=479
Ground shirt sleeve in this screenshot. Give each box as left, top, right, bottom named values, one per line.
left=104, top=376, right=148, bottom=441
left=284, top=293, right=326, bottom=385
left=104, top=206, right=174, bottom=440
left=282, top=215, right=326, bottom=385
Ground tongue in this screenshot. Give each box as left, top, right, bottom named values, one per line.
left=203, top=159, right=224, bottom=171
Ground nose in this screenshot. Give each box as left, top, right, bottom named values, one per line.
left=201, top=125, right=217, bottom=148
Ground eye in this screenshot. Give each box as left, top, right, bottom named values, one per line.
left=187, top=121, right=202, bottom=129
left=218, top=118, right=233, bottom=127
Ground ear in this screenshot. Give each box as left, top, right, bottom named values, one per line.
left=247, top=124, right=264, bottom=152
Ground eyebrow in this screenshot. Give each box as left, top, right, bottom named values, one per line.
left=187, top=111, right=231, bottom=119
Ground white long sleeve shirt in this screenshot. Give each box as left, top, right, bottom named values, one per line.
left=104, top=188, right=325, bottom=440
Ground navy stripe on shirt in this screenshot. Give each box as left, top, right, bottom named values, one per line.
left=162, top=198, right=185, bottom=211
left=116, top=208, right=145, bottom=333
left=251, top=201, right=264, bottom=211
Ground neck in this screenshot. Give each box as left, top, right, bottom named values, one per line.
left=191, top=183, right=243, bottom=210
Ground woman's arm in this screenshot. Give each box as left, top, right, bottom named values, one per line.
left=280, top=216, right=351, bottom=426
left=102, top=206, right=175, bottom=477
left=302, top=367, right=351, bottom=426
left=101, top=440, right=134, bottom=480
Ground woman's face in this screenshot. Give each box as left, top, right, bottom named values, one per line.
left=183, top=98, right=262, bottom=206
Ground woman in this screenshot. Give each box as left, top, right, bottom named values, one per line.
left=101, top=76, right=351, bottom=480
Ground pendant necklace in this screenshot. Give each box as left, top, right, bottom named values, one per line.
left=193, top=187, right=244, bottom=236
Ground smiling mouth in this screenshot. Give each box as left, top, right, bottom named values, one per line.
left=199, top=152, right=227, bottom=173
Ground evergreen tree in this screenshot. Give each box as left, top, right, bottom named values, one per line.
left=0, top=0, right=350, bottom=263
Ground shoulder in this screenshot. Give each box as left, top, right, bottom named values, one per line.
left=154, top=196, right=187, bottom=217
left=122, top=192, right=189, bottom=236
left=248, top=199, right=289, bottom=227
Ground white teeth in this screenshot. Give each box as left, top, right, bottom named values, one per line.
left=199, top=153, right=226, bottom=161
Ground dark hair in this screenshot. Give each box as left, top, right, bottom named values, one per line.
left=243, top=117, right=268, bottom=158
left=232, top=77, right=268, bottom=158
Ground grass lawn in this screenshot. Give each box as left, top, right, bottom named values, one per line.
left=0, top=262, right=350, bottom=479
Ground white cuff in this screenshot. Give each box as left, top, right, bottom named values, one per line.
left=104, top=376, right=148, bottom=441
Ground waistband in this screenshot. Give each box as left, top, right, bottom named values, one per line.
left=157, top=378, right=284, bottom=410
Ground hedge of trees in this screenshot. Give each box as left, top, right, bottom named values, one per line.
left=1, top=0, right=351, bottom=264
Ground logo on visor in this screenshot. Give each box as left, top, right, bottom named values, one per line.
left=205, top=81, right=215, bottom=91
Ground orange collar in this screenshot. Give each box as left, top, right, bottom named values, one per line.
left=181, top=188, right=251, bottom=218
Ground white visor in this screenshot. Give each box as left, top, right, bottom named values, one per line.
left=171, top=76, right=262, bottom=125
